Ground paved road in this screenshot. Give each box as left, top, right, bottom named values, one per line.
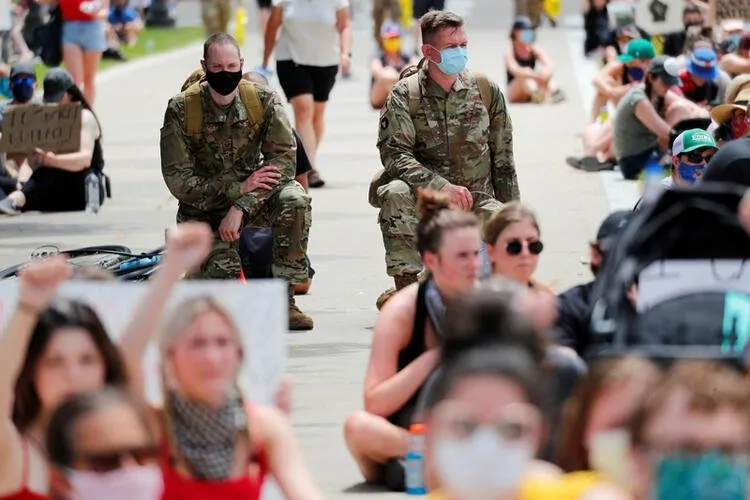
left=0, top=0, right=639, bottom=497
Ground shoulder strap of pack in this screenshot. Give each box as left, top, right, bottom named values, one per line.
left=183, top=82, right=203, bottom=138
left=238, top=80, right=264, bottom=126
left=473, top=72, right=493, bottom=112
left=405, top=73, right=421, bottom=117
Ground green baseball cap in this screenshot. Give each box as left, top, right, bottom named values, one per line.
left=617, top=39, right=656, bottom=63
left=672, top=128, right=717, bottom=156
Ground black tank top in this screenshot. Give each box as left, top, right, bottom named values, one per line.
left=387, top=281, right=430, bottom=429
left=507, top=48, right=537, bottom=84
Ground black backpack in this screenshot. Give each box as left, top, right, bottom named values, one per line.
left=587, top=183, right=750, bottom=364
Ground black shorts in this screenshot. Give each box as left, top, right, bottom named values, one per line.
left=256, top=0, right=271, bottom=8
left=276, top=60, right=339, bottom=103
left=413, top=0, right=445, bottom=19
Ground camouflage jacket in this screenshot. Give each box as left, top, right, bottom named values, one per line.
left=160, top=82, right=296, bottom=223
left=376, top=65, right=520, bottom=203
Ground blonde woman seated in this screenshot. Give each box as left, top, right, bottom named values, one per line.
left=505, top=16, right=565, bottom=104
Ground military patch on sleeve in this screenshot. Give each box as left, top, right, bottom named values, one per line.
left=380, top=116, right=389, bottom=130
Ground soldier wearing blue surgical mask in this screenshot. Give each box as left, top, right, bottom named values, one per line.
left=628, top=361, right=750, bottom=500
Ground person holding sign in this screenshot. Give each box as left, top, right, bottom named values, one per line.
left=117, top=223, right=323, bottom=500
left=0, top=69, right=105, bottom=216
left=0, top=223, right=218, bottom=500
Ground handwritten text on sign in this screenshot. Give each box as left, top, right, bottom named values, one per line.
left=0, top=103, right=82, bottom=154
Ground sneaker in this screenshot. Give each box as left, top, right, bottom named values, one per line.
left=550, top=89, right=567, bottom=103
left=383, top=458, right=406, bottom=492
left=308, top=169, right=325, bottom=188
left=0, top=197, right=20, bottom=216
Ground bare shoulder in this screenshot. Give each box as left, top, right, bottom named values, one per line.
left=375, top=283, right=419, bottom=345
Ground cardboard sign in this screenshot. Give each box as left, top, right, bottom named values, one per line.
left=637, top=259, right=750, bottom=312
left=711, top=0, right=750, bottom=24
left=633, top=0, right=684, bottom=34
left=0, top=279, right=287, bottom=406
left=0, top=102, right=82, bottom=155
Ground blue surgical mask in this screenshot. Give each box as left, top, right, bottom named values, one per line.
left=519, top=29, right=534, bottom=44
left=653, top=451, right=747, bottom=500
left=627, top=66, right=645, bottom=81
left=435, top=46, right=468, bottom=75
left=677, top=161, right=704, bottom=184
left=0, top=77, right=11, bottom=99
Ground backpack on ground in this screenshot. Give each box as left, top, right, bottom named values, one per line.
left=587, top=183, right=750, bottom=366
left=368, top=60, right=493, bottom=208
left=179, top=68, right=264, bottom=139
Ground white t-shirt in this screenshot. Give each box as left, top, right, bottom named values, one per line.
left=272, top=0, right=349, bottom=67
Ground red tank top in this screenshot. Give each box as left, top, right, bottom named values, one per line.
left=0, top=440, right=47, bottom=500
left=59, top=0, right=99, bottom=22
left=160, top=406, right=268, bottom=500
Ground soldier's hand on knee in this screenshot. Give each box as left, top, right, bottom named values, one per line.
left=165, top=222, right=213, bottom=274
left=441, top=183, right=473, bottom=211
left=241, top=165, right=282, bottom=195
left=219, top=206, right=244, bottom=242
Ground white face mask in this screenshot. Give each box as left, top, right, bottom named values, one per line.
left=68, top=463, right=164, bottom=500
left=433, top=426, right=533, bottom=500
left=588, top=428, right=635, bottom=490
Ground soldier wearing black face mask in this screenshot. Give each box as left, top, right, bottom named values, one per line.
left=0, top=61, right=42, bottom=129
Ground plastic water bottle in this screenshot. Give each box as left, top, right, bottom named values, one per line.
left=405, top=423, right=426, bottom=495
left=598, top=105, right=609, bottom=124
left=85, top=171, right=100, bottom=214
left=642, top=149, right=664, bottom=207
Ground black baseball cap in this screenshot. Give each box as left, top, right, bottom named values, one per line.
left=10, top=61, right=36, bottom=79
left=596, top=210, right=633, bottom=252
left=701, top=137, right=750, bottom=188
left=512, top=16, right=534, bottom=31
left=43, top=67, right=75, bottom=103
left=649, top=56, right=682, bottom=86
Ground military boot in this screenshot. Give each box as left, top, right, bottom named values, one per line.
left=289, top=285, right=314, bottom=331
left=375, top=273, right=419, bottom=311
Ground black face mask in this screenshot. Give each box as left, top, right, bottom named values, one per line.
left=204, top=69, right=242, bottom=96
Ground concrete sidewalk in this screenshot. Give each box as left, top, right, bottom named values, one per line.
left=0, top=0, right=616, bottom=496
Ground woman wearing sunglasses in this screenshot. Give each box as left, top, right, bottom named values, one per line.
left=46, top=387, right=162, bottom=500
left=484, top=202, right=549, bottom=292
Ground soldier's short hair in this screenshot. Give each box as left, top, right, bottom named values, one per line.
left=203, top=33, right=241, bottom=62
left=420, top=10, right=464, bottom=45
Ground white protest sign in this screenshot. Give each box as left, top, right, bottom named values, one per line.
left=633, top=0, right=684, bottom=34
left=637, top=259, right=750, bottom=312
left=0, top=279, right=287, bottom=406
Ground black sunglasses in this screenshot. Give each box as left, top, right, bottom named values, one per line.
left=682, top=149, right=715, bottom=164
left=505, top=239, right=544, bottom=256
left=77, top=445, right=159, bottom=472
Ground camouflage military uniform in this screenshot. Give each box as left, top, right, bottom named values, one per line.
left=375, top=64, right=519, bottom=278
left=201, top=0, right=231, bottom=35
left=160, top=82, right=311, bottom=284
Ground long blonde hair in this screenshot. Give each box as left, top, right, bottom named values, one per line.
left=159, top=296, right=252, bottom=465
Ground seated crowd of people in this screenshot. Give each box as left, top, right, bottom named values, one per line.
left=568, top=5, right=750, bottom=181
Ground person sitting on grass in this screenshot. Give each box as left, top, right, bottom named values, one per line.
left=103, top=0, right=144, bottom=60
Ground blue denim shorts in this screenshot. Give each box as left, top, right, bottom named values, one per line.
left=62, top=20, right=106, bottom=52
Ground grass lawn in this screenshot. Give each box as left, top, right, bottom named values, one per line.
left=33, top=26, right=203, bottom=81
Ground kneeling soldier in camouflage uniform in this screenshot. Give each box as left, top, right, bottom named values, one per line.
left=161, top=33, right=313, bottom=331
left=372, top=10, right=521, bottom=309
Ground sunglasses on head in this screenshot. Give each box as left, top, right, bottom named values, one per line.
left=77, top=445, right=159, bottom=473
left=682, top=149, right=715, bottom=164
left=505, top=239, right=544, bottom=256
left=11, top=76, right=34, bottom=86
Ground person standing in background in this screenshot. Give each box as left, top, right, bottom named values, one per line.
left=59, top=0, right=107, bottom=104
left=262, top=0, right=352, bottom=188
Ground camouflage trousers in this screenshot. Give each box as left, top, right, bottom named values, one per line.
left=201, top=0, right=231, bottom=35
left=377, top=179, right=504, bottom=277
left=180, top=182, right=312, bottom=283
left=515, top=0, right=543, bottom=26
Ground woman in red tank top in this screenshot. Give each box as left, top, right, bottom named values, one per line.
left=118, top=223, right=324, bottom=500
left=0, top=226, right=211, bottom=500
